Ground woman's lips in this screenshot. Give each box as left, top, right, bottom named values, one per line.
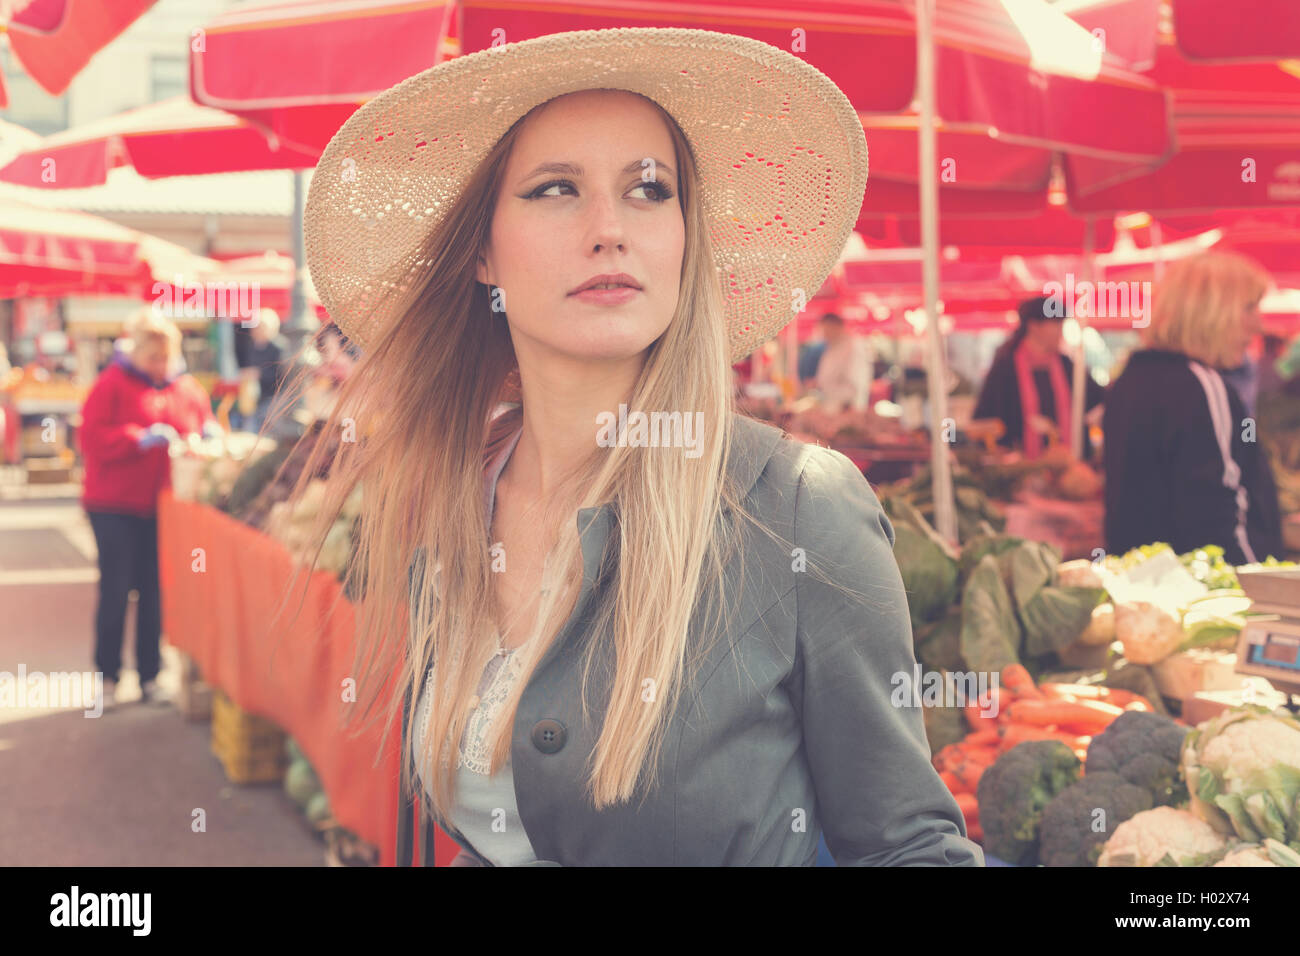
left=569, top=286, right=640, bottom=305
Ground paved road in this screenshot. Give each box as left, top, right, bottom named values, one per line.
left=0, top=484, right=323, bottom=866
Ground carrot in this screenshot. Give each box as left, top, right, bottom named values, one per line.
left=963, top=727, right=1001, bottom=747
left=966, top=821, right=984, bottom=843
left=952, top=759, right=990, bottom=792
left=1006, top=698, right=1123, bottom=731
left=953, top=791, right=979, bottom=819
left=934, top=743, right=981, bottom=771
left=998, top=723, right=1092, bottom=751
left=1001, top=663, right=1044, bottom=700
left=1039, top=682, right=1110, bottom=700
left=1039, top=683, right=1156, bottom=712
left=939, top=770, right=965, bottom=793
left=964, top=686, right=1009, bottom=729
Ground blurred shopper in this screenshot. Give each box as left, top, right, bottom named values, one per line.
left=1104, top=252, right=1283, bottom=564
left=79, top=309, right=219, bottom=707
left=973, top=295, right=1105, bottom=460
left=234, top=308, right=287, bottom=433
left=1220, top=352, right=1261, bottom=416
left=1257, top=332, right=1300, bottom=400
left=813, top=313, right=872, bottom=412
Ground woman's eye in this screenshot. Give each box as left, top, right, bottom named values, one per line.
left=528, top=180, right=575, bottom=199
left=631, top=181, right=674, bottom=202
left=525, top=179, right=673, bottom=202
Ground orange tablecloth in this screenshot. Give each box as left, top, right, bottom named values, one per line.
left=157, top=489, right=456, bottom=866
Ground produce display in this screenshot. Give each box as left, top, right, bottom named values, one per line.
left=188, top=421, right=364, bottom=586
left=169, top=432, right=277, bottom=508
left=881, top=466, right=1007, bottom=546
left=946, top=681, right=1300, bottom=866
left=1057, top=543, right=1295, bottom=668
left=284, top=737, right=380, bottom=866
left=264, top=479, right=362, bottom=576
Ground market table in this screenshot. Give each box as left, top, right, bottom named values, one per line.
left=157, top=488, right=457, bottom=866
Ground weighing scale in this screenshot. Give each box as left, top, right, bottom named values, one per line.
left=1234, top=567, right=1300, bottom=710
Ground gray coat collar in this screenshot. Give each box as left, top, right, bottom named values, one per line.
left=398, top=413, right=787, bottom=866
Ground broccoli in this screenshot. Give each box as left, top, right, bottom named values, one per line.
left=1039, top=772, right=1154, bottom=866
left=1086, top=711, right=1190, bottom=807
left=975, top=740, right=1081, bottom=865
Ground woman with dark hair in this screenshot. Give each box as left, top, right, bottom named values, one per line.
left=972, top=295, right=1105, bottom=460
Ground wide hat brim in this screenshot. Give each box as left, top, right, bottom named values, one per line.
left=304, top=27, right=868, bottom=365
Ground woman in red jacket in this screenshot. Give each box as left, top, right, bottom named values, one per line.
left=79, top=310, right=217, bottom=707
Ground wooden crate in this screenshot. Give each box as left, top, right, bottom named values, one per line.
left=210, top=688, right=287, bottom=784
left=175, top=650, right=212, bottom=722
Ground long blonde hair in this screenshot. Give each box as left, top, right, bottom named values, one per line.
left=264, top=91, right=808, bottom=825
left=1143, top=251, right=1271, bottom=367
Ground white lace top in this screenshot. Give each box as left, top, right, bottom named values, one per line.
left=411, top=423, right=540, bottom=866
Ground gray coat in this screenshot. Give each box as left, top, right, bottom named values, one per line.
left=395, top=413, right=983, bottom=866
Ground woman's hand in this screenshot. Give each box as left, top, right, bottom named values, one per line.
left=137, top=423, right=180, bottom=450
left=448, top=848, right=486, bottom=867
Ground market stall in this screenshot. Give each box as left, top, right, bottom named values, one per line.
left=157, top=482, right=456, bottom=867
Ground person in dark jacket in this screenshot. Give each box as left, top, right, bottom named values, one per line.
left=973, top=295, right=1106, bottom=460
left=234, top=308, right=287, bottom=433
left=79, top=309, right=218, bottom=707
left=1104, top=251, right=1283, bottom=564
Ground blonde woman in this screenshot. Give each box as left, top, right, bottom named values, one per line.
left=282, top=29, right=980, bottom=866
left=1104, top=252, right=1284, bottom=563
left=79, top=308, right=218, bottom=707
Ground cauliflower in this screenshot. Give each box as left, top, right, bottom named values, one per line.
left=1057, top=559, right=1105, bottom=589
left=1114, top=597, right=1184, bottom=665
left=1097, top=806, right=1229, bottom=866
left=1214, top=847, right=1276, bottom=866
left=1077, top=602, right=1116, bottom=647
left=1181, top=706, right=1300, bottom=846
left=1213, top=840, right=1300, bottom=867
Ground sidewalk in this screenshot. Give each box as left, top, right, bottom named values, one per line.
left=0, top=486, right=324, bottom=865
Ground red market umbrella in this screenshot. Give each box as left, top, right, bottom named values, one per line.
left=189, top=0, right=459, bottom=154
left=1171, top=0, right=1300, bottom=61
left=458, top=0, right=1171, bottom=161
left=1063, top=0, right=1300, bottom=213
left=2, top=0, right=160, bottom=96
left=0, top=198, right=150, bottom=297
left=0, top=96, right=321, bottom=188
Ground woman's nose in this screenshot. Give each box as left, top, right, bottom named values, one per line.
left=585, top=192, right=627, bottom=251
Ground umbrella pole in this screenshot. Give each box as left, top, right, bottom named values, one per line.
left=916, top=0, right=957, bottom=544
left=1071, top=216, right=1095, bottom=460
left=286, top=171, right=315, bottom=354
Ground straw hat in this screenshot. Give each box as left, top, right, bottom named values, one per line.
left=304, top=27, right=868, bottom=365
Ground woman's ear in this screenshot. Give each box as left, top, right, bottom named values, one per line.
left=475, top=254, right=490, bottom=287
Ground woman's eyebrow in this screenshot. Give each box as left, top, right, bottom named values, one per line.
left=518, top=157, right=676, bottom=183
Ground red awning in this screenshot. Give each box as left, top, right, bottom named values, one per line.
left=0, top=96, right=320, bottom=188
left=1171, top=0, right=1300, bottom=61
left=457, top=0, right=1171, bottom=161
left=0, top=199, right=149, bottom=296
left=4, top=0, right=159, bottom=96
left=189, top=0, right=458, bottom=154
